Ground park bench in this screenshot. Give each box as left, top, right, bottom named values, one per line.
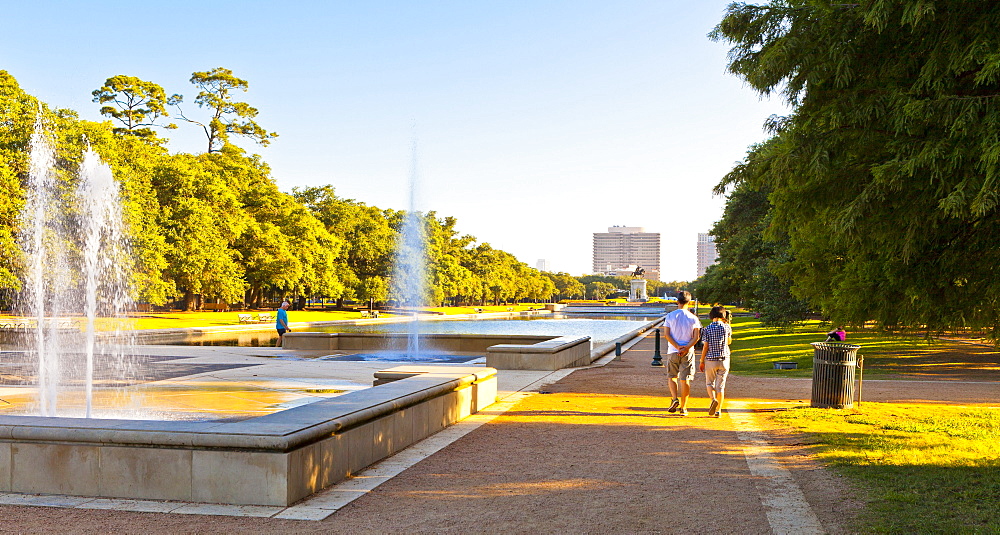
left=257, top=313, right=273, bottom=323
left=506, top=307, right=513, bottom=311
left=202, top=303, right=229, bottom=312
left=474, top=308, right=484, bottom=313
left=360, top=311, right=370, bottom=318
left=238, top=314, right=254, bottom=324
left=1, top=320, right=68, bottom=331
left=360, top=310, right=381, bottom=319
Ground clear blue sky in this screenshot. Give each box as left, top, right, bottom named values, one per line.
left=3, top=1, right=786, bottom=281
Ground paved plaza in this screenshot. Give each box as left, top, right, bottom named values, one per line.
left=0, top=331, right=996, bottom=533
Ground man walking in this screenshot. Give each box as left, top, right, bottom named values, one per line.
left=276, top=301, right=291, bottom=347
left=663, top=291, right=701, bottom=415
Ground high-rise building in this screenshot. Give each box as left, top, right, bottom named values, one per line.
left=697, top=233, right=719, bottom=278
left=536, top=259, right=550, bottom=272
left=592, top=226, right=660, bottom=280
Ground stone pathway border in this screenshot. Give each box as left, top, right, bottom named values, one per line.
left=728, top=401, right=825, bottom=535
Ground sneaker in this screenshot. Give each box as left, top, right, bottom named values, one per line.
left=713, top=410, right=722, bottom=418
left=708, top=399, right=719, bottom=416
left=678, top=408, right=688, bottom=416
left=667, top=398, right=680, bottom=413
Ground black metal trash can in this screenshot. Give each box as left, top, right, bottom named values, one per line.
left=810, top=342, right=861, bottom=409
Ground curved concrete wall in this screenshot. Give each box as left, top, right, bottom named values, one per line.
left=0, top=367, right=497, bottom=506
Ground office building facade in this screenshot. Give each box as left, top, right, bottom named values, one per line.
left=697, top=233, right=719, bottom=278
left=592, top=226, right=660, bottom=280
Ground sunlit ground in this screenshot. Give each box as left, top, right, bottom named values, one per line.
left=0, top=304, right=552, bottom=331
left=770, top=403, right=1000, bottom=532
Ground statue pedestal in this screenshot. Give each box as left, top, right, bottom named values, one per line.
left=628, top=279, right=648, bottom=302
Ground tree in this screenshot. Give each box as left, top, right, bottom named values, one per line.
left=1, top=69, right=549, bottom=314
left=586, top=281, right=615, bottom=300
left=0, top=71, right=36, bottom=296
left=92, top=75, right=177, bottom=140
left=197, top=148, right=343, bottom=307
left=294, top=186, right=396, bottom=306
left=543, top=272, right=585, bottom=301
left=711, top=1, right=1000, bottom=335
left=174, top=68, right=277, bottom=153
left=150, top=154, right=247, bottom=309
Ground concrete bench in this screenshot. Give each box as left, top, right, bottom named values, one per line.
left=486, top=335, right=593, bottom=371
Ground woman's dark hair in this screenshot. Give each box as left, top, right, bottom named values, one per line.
left=709, top=306, right=727, bottom=320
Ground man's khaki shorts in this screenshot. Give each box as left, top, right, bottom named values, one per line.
left=666, top=349, right=696, bottom=381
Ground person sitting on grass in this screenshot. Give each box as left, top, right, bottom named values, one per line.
left=825, top=326, right=846, bottom=342
left=699, top=306, right=733, bottom=418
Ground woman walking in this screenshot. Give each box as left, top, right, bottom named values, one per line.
left=699, top=306, right=733, bottom=417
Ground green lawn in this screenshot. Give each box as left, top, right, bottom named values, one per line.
left=725, top=318, right=991, bottom=378
left=737, top=320, right=1000, bottom=532
left=770, top=404, right=1000, bottom=533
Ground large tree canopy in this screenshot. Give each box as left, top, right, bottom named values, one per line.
left=92, top=75, right=177, bottom=140
left=711, top=1, right=1000, bottom=335
left=175, top=68, right=277, bottom=153
left=0, top=70, right=566, bottom=311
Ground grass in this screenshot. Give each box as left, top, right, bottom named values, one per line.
left=769, top=404, right=1000, bottom=533
left=725, top=318, right=1000, bottom=378
left=0, top=309, right=372, bottom=331
left=0, top=304, right=549, bottom=331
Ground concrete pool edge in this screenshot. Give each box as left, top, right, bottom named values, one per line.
left=282, top=317, right=664, bottom=371
left=122, top=309, right=554, bottom=344
left=0, top=367, right=497, bottom=506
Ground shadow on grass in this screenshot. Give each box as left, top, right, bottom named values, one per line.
left=729, top=318, right=1000, bottom=380
left=807, top=430, right=1000, bottom=533
left=769, top=404, right=1000, bottom=533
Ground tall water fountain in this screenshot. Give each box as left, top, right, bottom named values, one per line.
left=0, top=123, right=499, bottom=508
left=392, top=137, right=428, bottom=358
left=16, top=118, right=137, bottom=418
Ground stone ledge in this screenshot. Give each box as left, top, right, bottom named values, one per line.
left=486, top=335, right=590, bottom=353
left=486, top=335, right=592, bottom=371
left=0, top=367, right=497, bottom=506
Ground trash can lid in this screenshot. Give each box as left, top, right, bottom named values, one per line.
left=810, top=341, right=861, bottom=350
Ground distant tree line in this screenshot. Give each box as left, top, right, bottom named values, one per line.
left=544, top=273, right=690, bottom=302
left=0, top=70, right=593, bottom=310
left=696, top=1, right=1000, bottom=336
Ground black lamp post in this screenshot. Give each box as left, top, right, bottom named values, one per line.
left=651, top=328, right=663, bottom=366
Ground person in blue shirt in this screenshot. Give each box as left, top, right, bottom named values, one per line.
left=276, top=301, right=291, bottom=347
